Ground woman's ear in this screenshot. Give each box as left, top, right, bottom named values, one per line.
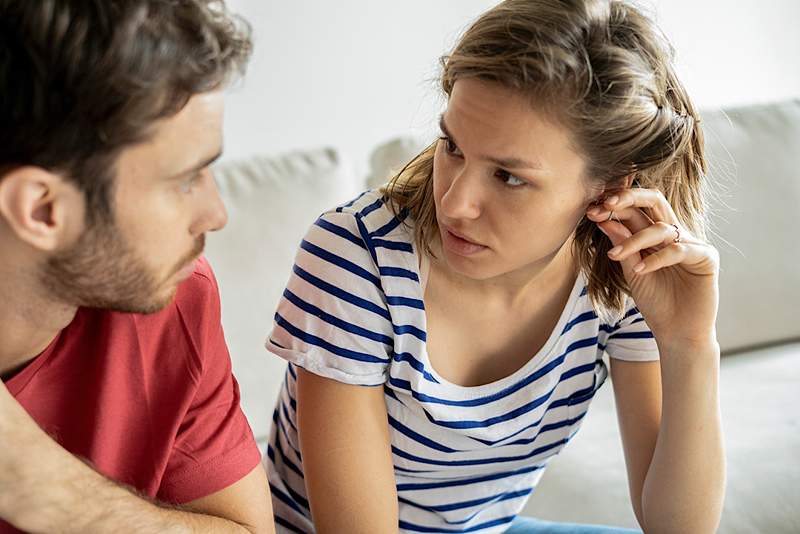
left=622, top=172, right=636, bottom=189
left=609, top=173, right=636, bottom=192
left=588, top=173, right=637, bottom=207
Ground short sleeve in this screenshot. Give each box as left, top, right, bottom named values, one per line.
left=266, top=210, right=393, bottom=386
left=157, top=259, right=261, bottom=503
left=601, top=296, right=660, bottom=362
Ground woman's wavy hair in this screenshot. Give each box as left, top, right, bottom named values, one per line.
left=383, top=0, right=708, bottom=320
left=0, top=0, right=252, bottom=224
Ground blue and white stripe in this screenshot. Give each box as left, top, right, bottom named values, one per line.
left=264, top=190, right=658, bottom=533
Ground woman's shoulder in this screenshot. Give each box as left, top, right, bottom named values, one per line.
left=318, top=189, right=416, bottom=248
left=328, top=188, right=386, bottom=216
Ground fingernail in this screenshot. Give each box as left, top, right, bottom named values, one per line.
left=587, top=207, right=601, bottom=216
left=606, top=195, right=619, bottom=206
left=633, top=262, right=645, bottom=273
left=608, top=245, right=622, bottom=256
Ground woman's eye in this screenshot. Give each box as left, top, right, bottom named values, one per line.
left=496, top=169, right=527, bottom=187
left=439, top=136, right=462, bottom=157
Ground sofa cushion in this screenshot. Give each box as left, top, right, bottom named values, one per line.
left=206, top=148, right=359, bottom=440
left=522, top=342, right=800, bottom=533
left=701, top=100, right=800, bottom=353
left=365, top=136, right=426, bottom=189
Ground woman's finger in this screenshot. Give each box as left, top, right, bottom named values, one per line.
left=586, top=205, right=653, bottom=234
left=596, top=220, right=640, bottom=276
left=631, top=241, right=720, bottom=276
left=601, top=188, right=678, bottom=225
left=606, top=221, right=682, bottom=262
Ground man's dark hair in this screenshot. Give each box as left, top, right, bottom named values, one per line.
left=0, top=0, right=252, bottom=222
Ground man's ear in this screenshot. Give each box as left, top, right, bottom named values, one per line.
left=0, top=166, right=86, bottom=251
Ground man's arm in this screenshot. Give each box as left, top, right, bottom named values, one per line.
left=0, top=384, right=275, bottom=534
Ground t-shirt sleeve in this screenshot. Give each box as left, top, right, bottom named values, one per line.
left=157, top=258, right=261, bottom=504
left=601, top=295, right=660, bottom=362
left=266, top=209, right=393, bottom=386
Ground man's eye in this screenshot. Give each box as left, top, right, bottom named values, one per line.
left=180, top=173, right=201, bottom=193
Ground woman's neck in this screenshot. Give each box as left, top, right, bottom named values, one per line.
left=426, top=235, right=579, bottom=312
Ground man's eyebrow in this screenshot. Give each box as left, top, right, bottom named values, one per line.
left=439, top=115, right=544, bottom=170
left=169, top=149, right=223, bottom=179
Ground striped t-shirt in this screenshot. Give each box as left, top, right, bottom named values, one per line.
left=264, top=189, right=658, bottom=533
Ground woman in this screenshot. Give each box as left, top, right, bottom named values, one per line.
left=264, top=1, right=725, bottom=532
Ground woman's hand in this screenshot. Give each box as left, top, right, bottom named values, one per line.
left=585, top=188, right=720, bottom=349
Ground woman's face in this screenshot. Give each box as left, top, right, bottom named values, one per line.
left=432, top=78, right=598, bottom=281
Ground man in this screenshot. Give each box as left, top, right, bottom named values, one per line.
left=0, top=1, right=273, bottom=532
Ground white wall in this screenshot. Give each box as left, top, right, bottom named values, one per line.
left=222, top=0, right=800, bottom=176
left=653, top=0, right=800, bottom=109
left=222, top=0, right=496, bottom=175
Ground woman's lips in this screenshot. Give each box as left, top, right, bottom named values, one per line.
left=441, top=225, right=488, bottom=256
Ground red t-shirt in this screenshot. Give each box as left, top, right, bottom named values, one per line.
left=1, top=258, right=260, bottom=533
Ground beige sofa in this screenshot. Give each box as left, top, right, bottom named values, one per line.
left=206, top=99, right=800, bottom=533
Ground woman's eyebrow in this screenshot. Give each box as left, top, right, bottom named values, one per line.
left=439, top=115, right=544, bottom=170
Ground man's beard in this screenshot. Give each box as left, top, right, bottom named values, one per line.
left=40, top=219, right=204, bottom=315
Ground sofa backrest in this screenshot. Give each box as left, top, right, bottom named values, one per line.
left=206, top=148, right=359, bottom=440
left=701, top=100, right=800, bottom=353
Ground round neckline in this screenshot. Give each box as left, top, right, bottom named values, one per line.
left=4, top=325, right=66, bottom=396
left=416, top=248, right=586, bottom=393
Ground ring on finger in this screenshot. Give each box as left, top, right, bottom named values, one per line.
left=671, top=223, right=681, bottom=243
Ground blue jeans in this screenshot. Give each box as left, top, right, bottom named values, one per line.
left=506, top=517, right=642, bottom=533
